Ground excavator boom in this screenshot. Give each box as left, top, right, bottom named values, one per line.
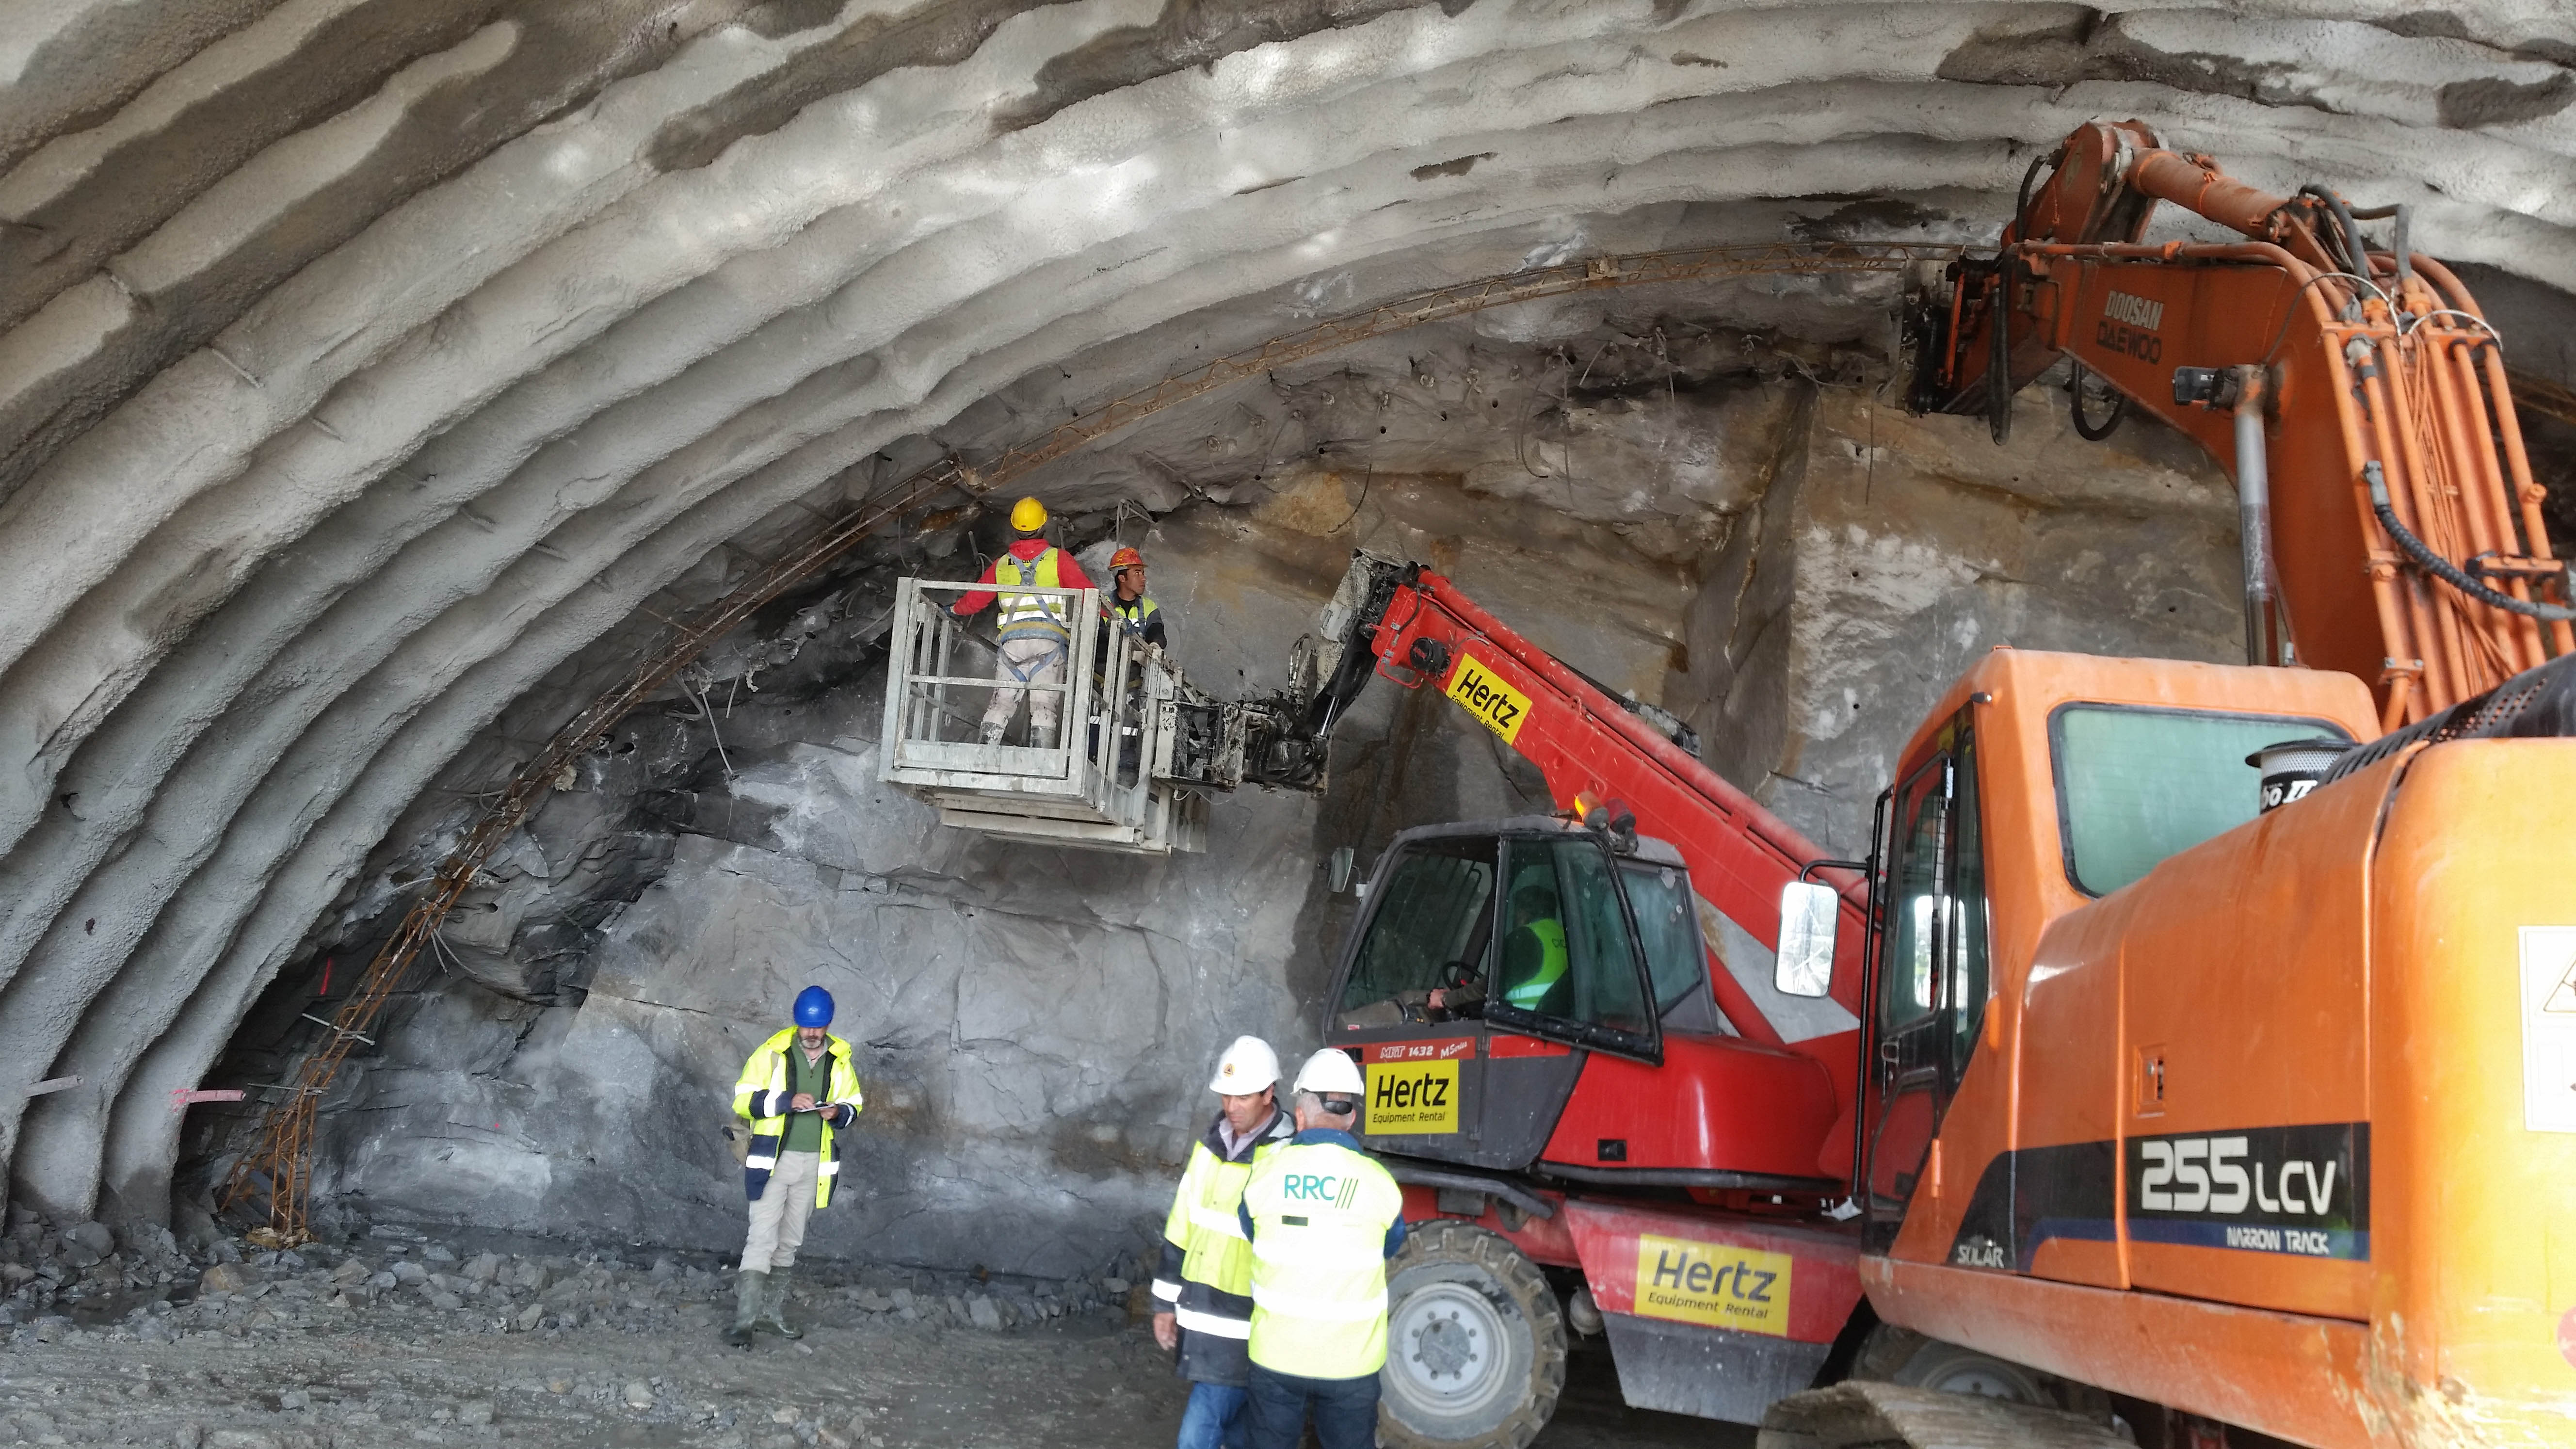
left=1912, top=119, right=2572, bottom=725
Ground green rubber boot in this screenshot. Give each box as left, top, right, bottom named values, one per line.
left=759, top=1266, right=805, bottom=1339
left=725, top=1271, right=764, bottom=1348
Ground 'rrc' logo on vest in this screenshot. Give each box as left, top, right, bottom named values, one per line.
left=1631, top=1234, right=1792, bottom=1337
left=1444, top=654, right=1531, bottom=746
left=1282, top=1174, right=1361, bottom=1209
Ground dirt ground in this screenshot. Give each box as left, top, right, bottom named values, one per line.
left=1, top=1223, right=1741, bottom=1449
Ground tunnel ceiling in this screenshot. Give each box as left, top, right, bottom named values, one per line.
left=1, top=0, right=2574, bottom=1225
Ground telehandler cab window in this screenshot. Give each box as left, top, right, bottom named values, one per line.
left=1491, top=838, right=1652, bottom=1038
left=1336, top=838, right=1497, bottom=1019
left=1619, top=862, right=1710, bottom=1017
left=2050, top=705, right=2352, bottom=897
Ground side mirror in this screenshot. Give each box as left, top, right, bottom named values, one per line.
left=1327, top=847, right=1356, bottom=893
left=1774, top=881, right=1839, bottom=998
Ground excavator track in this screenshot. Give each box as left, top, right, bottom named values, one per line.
left=1757, top=1382, right=2136, bottom=1449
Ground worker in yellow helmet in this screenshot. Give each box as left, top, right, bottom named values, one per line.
left=951, top=497, right=1096, bottom=749
left=1235, top=1049, right=1406, bottom=1449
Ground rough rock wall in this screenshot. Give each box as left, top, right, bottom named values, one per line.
left=238, top=370, right=2241, bottom=1274
left=1686, top=387, right=2248, bottom=855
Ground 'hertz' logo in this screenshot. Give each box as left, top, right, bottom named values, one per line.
left=1443, top=654, right=1531, bottom=746
left=1630, top=1234, right=1792, bottom=1336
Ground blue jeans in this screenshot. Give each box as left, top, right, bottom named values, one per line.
left=1175, top=1381, right=1249, bottom=1449
left=1244, top=1364, right=1380, bottom=1449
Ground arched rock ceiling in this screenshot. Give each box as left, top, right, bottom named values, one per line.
left=1, top=0, right=2572, bottom=1224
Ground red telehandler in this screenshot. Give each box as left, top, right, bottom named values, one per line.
left=1265, top=119, right=2576, bottom=1449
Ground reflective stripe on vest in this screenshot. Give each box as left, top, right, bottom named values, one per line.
left=1239, top=1141, right=1404, bottom=1379
left=732, top=1027, right=864, bottom=1209
left=1112, top=596, right=1158, bottom=630
left=1159, top=1134, right=1284, bottom=1310
left=994, top=548, right=1069, bottom=638
left=1173, top=1304, right=1253, bottom=1339
left=1502, top=918, right=1569, bottom=1010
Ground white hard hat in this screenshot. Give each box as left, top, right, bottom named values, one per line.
left=1292, top=1046, right=1366, bottom=1098
left=1208, top=1035, right=1280, bottom=1095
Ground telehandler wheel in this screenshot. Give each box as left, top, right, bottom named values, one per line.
left=1378, top=1220, right=1566, bottom=1449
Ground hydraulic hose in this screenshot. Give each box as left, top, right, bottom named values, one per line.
left=2365, top=461, right=2576, bottom=621
left=2299, top=184, right=2369, bottom=282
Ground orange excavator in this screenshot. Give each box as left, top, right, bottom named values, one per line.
left=1262, top=120, right=2576, bottom=1449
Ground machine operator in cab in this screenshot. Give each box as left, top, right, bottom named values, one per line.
left=1427, top=876, right=1567, bottom=1019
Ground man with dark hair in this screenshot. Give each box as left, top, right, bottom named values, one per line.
left=1152, top=1037, right=1293, bottom=1449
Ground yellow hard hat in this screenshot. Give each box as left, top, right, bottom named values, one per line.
left=1009, top=497, right=1047, bottom=533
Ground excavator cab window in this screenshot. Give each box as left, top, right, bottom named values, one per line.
left=2049, top=704, right=2353, bottom=897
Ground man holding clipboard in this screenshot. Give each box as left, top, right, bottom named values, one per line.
left=726, top=985, right=865, bottom=1346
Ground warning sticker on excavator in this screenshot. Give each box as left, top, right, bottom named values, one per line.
left=1633, top=1234, right=1791, bottom=1337
left=1365, top=1059, right=1460, bottom=1135
left=1444, top=654, right=1530, bottom=747
left=2522, top=926, right=2576, bottom=1133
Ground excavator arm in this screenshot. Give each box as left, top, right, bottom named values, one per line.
left=1910, top=119, right=2572, bottom=726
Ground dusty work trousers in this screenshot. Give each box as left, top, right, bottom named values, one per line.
left=981, top=636, right=1067, bottom=739
left=739, top=1149, right=821, bottom=1273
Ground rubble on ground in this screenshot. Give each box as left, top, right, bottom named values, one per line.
left=0, top=1206, right=1174, bottom=1449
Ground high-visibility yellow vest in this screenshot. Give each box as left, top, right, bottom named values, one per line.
left=994, top=548, right=1071, bottom=641
left=1502, top=918, right=1569, bottom=1010
left=1111, top=595, right=1159, bottom=633
left=731, top=1027, right=865, bottom=1208
left=1240, top=1136, right=1406, bottom=1379
left=1152, top=1113, right=1293, bottom=1368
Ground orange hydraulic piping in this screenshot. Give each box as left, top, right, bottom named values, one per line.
left=2318, top=329, right=2427, bottom=724
left=2354, top=349, right=2442, bottom=712
left=2429, top=331, right=2545, bottom=669
left=2022, top=241, right=2317, bottom=281
left=2413, top=254, right=2576, bottom=658
left=2383, top=327, right=2500, bottom=697
left=2127, top=152, right=2297, bottom=239
left=2359, top=354, right=2467, bottom=712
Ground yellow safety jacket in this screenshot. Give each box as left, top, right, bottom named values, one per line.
left=732, top=1027, right=865, bottom=1208
left=994, top=547, right=1072, bottom=642
left=1501, top=918, right=1568, bottom=1011
left=1152, top=1110, right=1294, bottom=1385
left=1239, top=1130, right=1408, bottom=1380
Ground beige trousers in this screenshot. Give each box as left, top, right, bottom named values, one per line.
left=740, top=1149, right=820, bottom=1273
left=982, top=635, right=1068, bottom=736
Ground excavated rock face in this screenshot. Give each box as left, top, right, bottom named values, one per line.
left=0, top=2, right=2570, bottom=1269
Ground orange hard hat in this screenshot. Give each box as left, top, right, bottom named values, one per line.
left=1110, top=547, right=1144, bottom=571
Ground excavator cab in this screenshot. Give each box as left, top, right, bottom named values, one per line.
left=1328, top=819, right=1842, bottom=1191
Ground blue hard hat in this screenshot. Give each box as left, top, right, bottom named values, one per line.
left=792, top=985, right=834, bottom=1028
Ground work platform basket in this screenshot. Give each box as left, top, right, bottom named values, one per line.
left=876, top=576, right=1230, bottom=854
